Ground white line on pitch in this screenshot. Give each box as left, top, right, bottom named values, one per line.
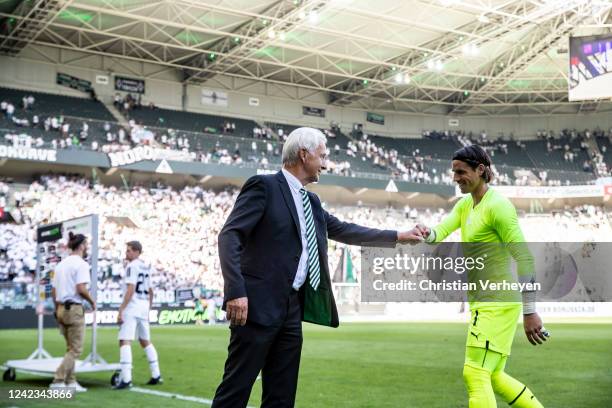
left=130, top=387, right=255, bottom=408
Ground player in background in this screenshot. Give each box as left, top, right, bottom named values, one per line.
left=114, top=241, right=163, bottom=389
left=413, top=145, right=548, bottom=408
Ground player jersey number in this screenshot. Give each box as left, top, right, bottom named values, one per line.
left=135, top=273, right=149, bottom=296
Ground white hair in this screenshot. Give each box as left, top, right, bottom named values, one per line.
left=281, top=127, right=327, bottom=165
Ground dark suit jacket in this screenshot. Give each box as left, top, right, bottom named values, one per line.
left=218, top=171, right=397, bottom=327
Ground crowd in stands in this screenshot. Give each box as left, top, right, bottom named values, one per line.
left=349, top=130, right=453, bottom=185
left=0, top=176, right=610, bottom=308
left=252, top=125, right=275, bottom=139
left=221, top=121, right=236, bottom=134
left=2, top=92, right=114, bottom=150
left=593, top=133, right=609, bottom=176
left=536, top=128, right=609, bottom=175
left=2, top=88, right=610, bottom=185
left=0, top=176, right=233, bottom=307
left=254, top=123, right=339, bottom=143
left=426, top=127, right=612, bottom=183
left=114, top=92, right=157, bottom=112
left=2, top=95, right=34, bottom=128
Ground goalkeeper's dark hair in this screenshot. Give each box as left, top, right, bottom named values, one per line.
left=452, top=145, right=494, bottom=183
left=67, top=232, right=86, bottom=251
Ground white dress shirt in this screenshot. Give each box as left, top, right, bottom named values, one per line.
left=282, top=168, right=310, bottom=290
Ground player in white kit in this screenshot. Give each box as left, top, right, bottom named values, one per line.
left=114, top=241, right=163, bottom=389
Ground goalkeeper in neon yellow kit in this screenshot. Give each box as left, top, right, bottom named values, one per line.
left=413, top=145, right=548, bottom=408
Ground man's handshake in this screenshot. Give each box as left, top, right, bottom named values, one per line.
left=397, top=224, right=432, bottom=245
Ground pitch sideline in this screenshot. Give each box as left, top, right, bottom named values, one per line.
left=131, top=386, right=255, bottom=408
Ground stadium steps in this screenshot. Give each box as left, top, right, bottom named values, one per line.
left=596, top=136, right=611, bottom=167
left=523, top=146, right=544, bottom=170
left=256, top=120, right=280, bottom=140
left=524, top=140, right=587, bottom=172
left=493, top=142, right=538, bottom=168
left=103, top=101, right=130, bottom=128
left=585, top=136, right=601, bottom=157
left=264, top=121, right=302, bottom=142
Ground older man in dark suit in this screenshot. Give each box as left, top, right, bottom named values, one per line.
left=212, top=127, right=420, bottom=408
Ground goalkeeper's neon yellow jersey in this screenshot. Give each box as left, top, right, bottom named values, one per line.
left=432, top=188, right=524, bottom=243
left=430, top=187, right=534, bottom=307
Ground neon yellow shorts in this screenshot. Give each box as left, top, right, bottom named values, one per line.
left=466, top=304, right=521, bottom=356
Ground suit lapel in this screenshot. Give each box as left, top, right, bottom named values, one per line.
left=276, top=171, right=301, bottom=237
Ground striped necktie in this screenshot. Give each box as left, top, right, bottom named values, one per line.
left=300, top=187, right=320, bottom=290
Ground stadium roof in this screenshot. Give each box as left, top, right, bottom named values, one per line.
left=1, top=0, right=611, bottom=115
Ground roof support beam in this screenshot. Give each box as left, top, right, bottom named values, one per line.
left=0, top=0, right=72, bottom=56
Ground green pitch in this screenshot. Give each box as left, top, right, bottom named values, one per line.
left=1, top=323, right=610, bottom=407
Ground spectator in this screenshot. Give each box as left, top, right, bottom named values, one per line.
left=6, top=103, right=15, bottom=120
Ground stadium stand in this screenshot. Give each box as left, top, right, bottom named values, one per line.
left=0, top=87, right=114, bottom=122
left=125, top=105, right=258, bottom=138
left=595, top=134, right=611, bottom=176
left=0, top=175, right=610, bottom=309
left=265, top=121, right=300, bottom=139
left=523, top=139, right=588, bottom=172
left=368, top=133, right=460, bottom=159
left=1, top=87, right=608, bottom=184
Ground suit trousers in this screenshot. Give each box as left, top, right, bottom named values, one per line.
left=212, top=290, right=303, bottom=408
